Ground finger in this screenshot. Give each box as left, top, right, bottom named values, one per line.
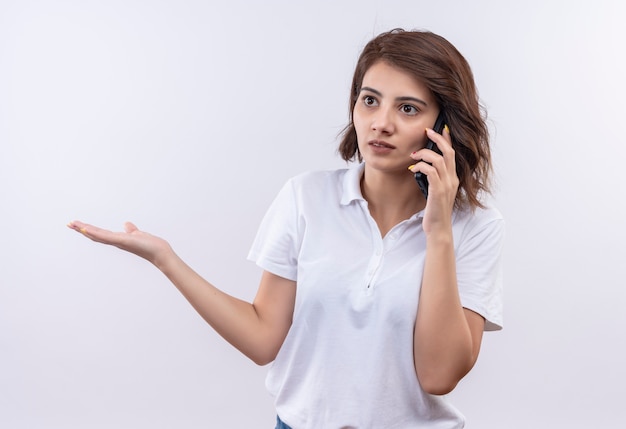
left=427, top=125, right=457, bottom=172
left=409, top=148, right=443, bottom=165
left=409, top=126, right=450, bottom=162
left=425, top=126, right=452, bottom=153
left=67, top=220, right=89, bottom=234
left=408, top=148, right=449, bottom=179
left=408, top=161, right=439, bottom=182
left=67, top=220, right=99, bottom=235
left=67, top=220, right=124, bottom=245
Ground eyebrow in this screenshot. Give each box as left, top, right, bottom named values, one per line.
left=360, top=86, right=428, bottom=107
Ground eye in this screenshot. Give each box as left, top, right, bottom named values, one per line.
left=401, top=104, right=419, bottom=115
left=362, top=95, right=378, bottom=107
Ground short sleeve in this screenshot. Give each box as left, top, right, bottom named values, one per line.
left=247, top=179, right=301, bottom=281
left=456, top=214, right=505, bottom=331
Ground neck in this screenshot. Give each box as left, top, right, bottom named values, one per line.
left=360, top=168, right=425, bottom=235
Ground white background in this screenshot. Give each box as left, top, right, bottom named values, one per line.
left=1, top=0, right=625, bottom=428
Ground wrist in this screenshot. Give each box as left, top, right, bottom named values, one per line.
left=425, top=227, right=454, bottom=247
left=153, top=243, right=177, bottom=273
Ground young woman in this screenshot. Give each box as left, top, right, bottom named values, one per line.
left=68, top=29, right=504, bottom=428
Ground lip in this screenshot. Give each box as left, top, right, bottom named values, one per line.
left=368, top=140, right=396, bottom=149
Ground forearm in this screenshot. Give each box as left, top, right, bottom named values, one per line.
left=68, top=220, right=289, bottom=365
left=413, top=231, right=477, bottom=394
left=155, top=250, right=277, bottom=365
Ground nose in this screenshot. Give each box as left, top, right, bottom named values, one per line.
left=371, top=105, right=395, bottom=135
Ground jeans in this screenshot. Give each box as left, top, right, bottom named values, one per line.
left=275, top=415, right=293, bottom=429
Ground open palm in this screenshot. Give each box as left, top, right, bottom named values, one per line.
left=67, top=220, right=172, bottom=267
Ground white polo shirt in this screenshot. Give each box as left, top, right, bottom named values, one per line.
left=248, top=164, right=504, bottom=429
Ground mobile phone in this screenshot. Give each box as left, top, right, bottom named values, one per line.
left=414, top=112, right=446, bottom=199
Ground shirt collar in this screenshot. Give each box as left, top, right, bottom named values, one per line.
left=340, top=163, right=366, bottom=206
left=339, top=163, right=425, bottom=219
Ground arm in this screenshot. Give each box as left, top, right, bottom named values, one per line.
left=409, top=126, right=485, bottom=395
left=414, top=232, right=485, bottom=395
left=67, top=221, right=295, bottom=365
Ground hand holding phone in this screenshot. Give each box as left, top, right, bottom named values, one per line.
left=414, top=112, right=446, bottom=199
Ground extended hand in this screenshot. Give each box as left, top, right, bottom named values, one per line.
left=67, top=220, right=173, bottom=267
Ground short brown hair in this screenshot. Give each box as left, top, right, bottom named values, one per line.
left=338, top=29, right=492, bottom=209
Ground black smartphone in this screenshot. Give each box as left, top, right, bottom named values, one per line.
left=414, top=112, right=446, bottom=199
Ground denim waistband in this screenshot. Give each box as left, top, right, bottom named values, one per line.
left=275, top=415, right=293, bottom=429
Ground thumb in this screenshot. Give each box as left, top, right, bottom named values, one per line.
left=124, top=221, right=139, bottom=233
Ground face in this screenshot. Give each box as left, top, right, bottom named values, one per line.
left=353, top=61, right=440, bottom=174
